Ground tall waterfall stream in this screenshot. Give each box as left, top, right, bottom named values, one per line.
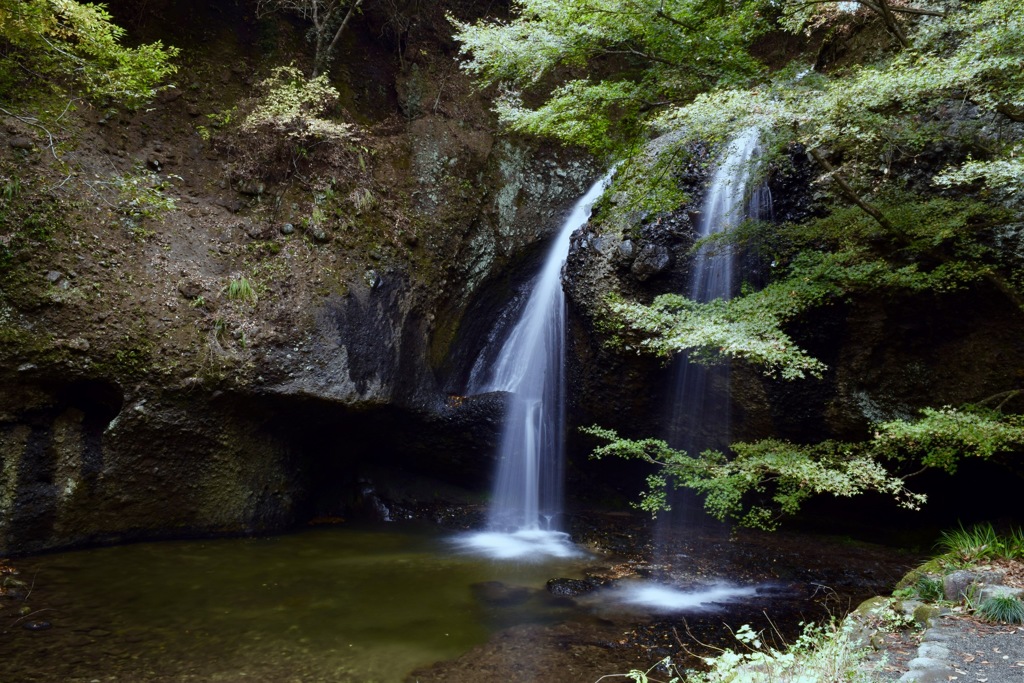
left=667, top=128, right=770, bottom=454
left=629, top=130, right=773, bottom=610
left=455, top=174, right=612, bottom=561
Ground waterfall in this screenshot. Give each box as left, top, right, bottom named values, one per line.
left=667, top=129, right=770, bottom=495
left=455, top=173, right=612, bottom=559
left=689, top=128, right=767, bottom=304
left=620, top=131, right=772, bottom=608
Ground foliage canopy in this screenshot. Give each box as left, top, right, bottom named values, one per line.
left=0, top=0, right=178, bottom=107
left=586, top=403, right=1024, bottom=530
left=451, top=0, right=767, bottom=155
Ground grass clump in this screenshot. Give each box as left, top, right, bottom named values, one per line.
left=911, top=576, right=944, bottom=602
left=224, top=277, right=257, bottom=304
left=937, top=522, right=1024, bottom=565
left=976, top=595, right=1024, bottom=624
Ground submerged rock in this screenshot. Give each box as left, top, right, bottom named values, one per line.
left=22, top=620, right=52, bottom=631
left=546, top=577, right=595, bottom=597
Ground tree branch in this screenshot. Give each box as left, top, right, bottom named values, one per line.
left=315, top=0, right=363, bottom=77
left=600, top=47, right=679, bottom=67
left=870, top=0, right=909, bottom=48
left=996, top=104, right=1024, bottom=122
left=975, top=390, right=1023, bottom=410
left=888, top=6, right=946, bottom=17
left=808, top=147, right=895, bottom=232
left=785, top=0, right=944, bottom=18
left=654, top=9, right=697, bottom=32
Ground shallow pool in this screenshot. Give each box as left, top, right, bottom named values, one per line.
left=1, top=524, right=597, bottom=682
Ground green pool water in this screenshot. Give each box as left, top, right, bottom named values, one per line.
left=1, top=525, right=595, bottom=683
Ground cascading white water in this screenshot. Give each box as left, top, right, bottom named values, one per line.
left=629, top=130, right=772, bottom=609
left=455, top=173, right=612, bottom=560
left=689, top=128, right=767, bottom=303
left=667, top=128, right=770, bottom=454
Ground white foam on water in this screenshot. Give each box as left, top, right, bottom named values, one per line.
left=450, top=529, right=584, bottom=561
left=614, top=580, right=760, bottom=612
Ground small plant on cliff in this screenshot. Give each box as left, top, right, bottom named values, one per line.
left=224, top=277, right=257, bottom=304
left=242, top=66, right=352, bottom=141
left=212, top=317, right=229, bottom=345
left=111, top=167, right=179, bottom=222
left=227, top=65, right=358, bottom=181
left=0, top=167, right=66, bottom=272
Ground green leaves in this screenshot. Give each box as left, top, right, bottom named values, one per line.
left=243, top=66, right=354, bottom=142
left=0, top=0, right=178, bottom=107
left=874, top=407, right=1024, bottom=474
left=935, top=152, right=1024, bottom=195
left=587, top=402, right=1024, bottom=529
left=451, top=0, right=768, bottom=154
left=607, top=292, right=827, bottom=380
left=658, top=0, right=1024, bottom=196
left=584, top=425, right=925, bottom=531
left=495, top=80, right=644, bottom=154
left=605, top=189, right=1010, bottom=380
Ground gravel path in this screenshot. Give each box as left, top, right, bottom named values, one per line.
left=891, top=615, right=1024, bottom=683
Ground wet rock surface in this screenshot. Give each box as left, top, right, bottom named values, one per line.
left=547, top=577, right=596, bottom=597
left=474, top=581, right=534, bottom=606
left=0, top=0, right=596, bottom=557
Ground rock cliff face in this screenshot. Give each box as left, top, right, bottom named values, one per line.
left=0, top=0, right=595, bottom=554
